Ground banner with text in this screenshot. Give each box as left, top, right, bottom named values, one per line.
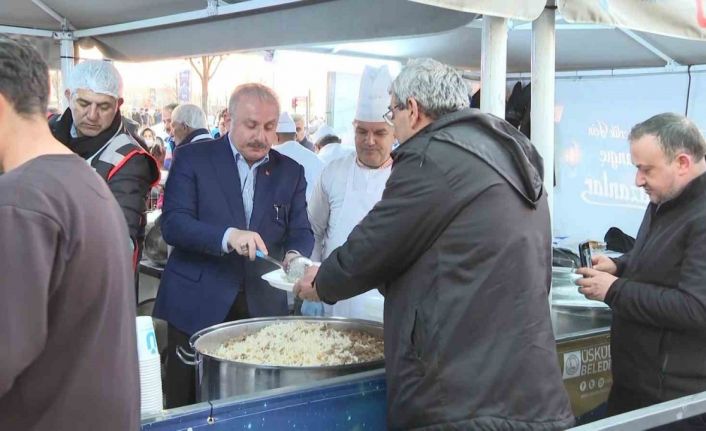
left=553, top=72, right=706, bottom=241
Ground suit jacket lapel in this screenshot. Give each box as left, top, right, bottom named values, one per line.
left=249, top=153, right=276, bottom=231
left=211, top=137, right=247, bottom=229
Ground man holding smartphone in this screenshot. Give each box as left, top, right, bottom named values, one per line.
left=577, top=113, right=706, bottom=429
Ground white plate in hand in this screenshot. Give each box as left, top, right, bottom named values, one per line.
left=261, top=269, right=294, bottom=292
left=552, top=299, right=610, bottom=308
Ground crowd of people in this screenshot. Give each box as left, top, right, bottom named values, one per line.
left=129, top=107, right=161, bottom=129
left=3, top=34, right=706, bottom=431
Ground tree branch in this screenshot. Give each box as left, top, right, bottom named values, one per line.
left=188, top=57, right=204, bottom=80
left=209, top=55, right=224, bottom=80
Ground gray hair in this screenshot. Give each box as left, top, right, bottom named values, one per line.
left=228, top=83, right=280, bottom=121
left=67, top=59, right=122, bottom=99
left=390, top=58, right=469, bottom=120
left=0, top=36, right=49, bottom=117
left=629, top=113, right=706, bottom=160
left=172, top=103, right=208, bottom=130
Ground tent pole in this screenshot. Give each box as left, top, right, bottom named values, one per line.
left=531, top=3, right=556, bottom=222
left=619, top=28, right=681, bottom=68
left=59, top=34, right=75, bottom=110
left=31, top=0, right=75, bottom=31
left=480, top=16, right=508, bottom=117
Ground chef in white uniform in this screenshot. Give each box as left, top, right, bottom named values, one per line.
left=304, top=65, right=395, bottom=321
left=313, top=125, right=355, bottom=165
left=273, top=112, right=324, bottom=202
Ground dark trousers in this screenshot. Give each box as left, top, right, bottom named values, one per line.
left=164, top=292, right=250, bottom=409
left=609, top=384, right=706, bottom=430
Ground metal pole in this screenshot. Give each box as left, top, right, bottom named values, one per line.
left=480, top=16, right=508, bottom=117
left=75, top=0, right=303, bottom=38
left=59, top=34, right=75, bottom=111
left=531, top=4, right=556, bottom=220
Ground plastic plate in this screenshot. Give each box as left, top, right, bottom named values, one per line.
left=261, top=269, right=294, bottom=292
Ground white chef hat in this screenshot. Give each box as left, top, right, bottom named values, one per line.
left=354, top=65, right=393, bottom=123
left=277, top=112, right=296, bottom=133
left=67, top=59, right=123, bottom=99
left=312, top=124, right=336, bottom=144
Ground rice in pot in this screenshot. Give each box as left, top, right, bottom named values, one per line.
left=210, top=321, right=384, bottom=366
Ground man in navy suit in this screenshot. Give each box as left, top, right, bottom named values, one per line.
left=153, top=83, right=314, bottom=407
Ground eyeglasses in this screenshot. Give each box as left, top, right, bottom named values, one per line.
left=383, top=102, right=406, bottom=126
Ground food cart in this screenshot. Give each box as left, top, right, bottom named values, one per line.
left=138, top=307, right=612, bottom=430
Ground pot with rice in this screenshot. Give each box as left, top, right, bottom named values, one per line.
left=177, top=316, right=384, bottom=401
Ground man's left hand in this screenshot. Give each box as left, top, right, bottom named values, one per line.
left=293, top=265, right=320, bottom=302
left=575, top=267, right=618, bottom=302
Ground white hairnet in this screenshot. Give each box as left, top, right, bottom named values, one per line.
left=172, top=103, right=208, bottom=129
left=68, top=60, right=123, bottom=99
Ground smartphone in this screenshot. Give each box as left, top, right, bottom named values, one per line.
left=578, top=241, right=593, bottom=269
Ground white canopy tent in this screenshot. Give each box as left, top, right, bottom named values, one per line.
left=3, top=0, right=706, bottom=218
left=4, top=1, right=706, bottom=70
left=396, top=0, right=706, bottom=219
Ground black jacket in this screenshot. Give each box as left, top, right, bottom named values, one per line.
left=607, top=171, right=706, bottom=405
left=298, top=137, right=315, bottom=152
left=49, top=109, right=159, bottom=248
left=315, top=109, right=574, bottom=430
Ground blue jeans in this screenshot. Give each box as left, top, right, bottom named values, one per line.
left=300, top=300, right=325, bottom=316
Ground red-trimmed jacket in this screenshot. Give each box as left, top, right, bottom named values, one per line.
left=90, top=132, right=160, bottom=267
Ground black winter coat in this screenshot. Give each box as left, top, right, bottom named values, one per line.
left=50, top=109, right=159, bottom=247
left=607, top=172, right=706, bottom=405
left=316, top=109, right=574, bottom=430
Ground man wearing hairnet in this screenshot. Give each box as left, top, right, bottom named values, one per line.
left=49, top=60, right=160, bottom=268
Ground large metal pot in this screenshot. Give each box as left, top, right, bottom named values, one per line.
left=178, top=316, right=384, bottom=402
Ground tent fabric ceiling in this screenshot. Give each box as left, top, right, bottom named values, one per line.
left=307, top=24, right=706, bottom=72
left=1, top=0, right=477, bottom=63
left=1, top=0, right=705, bottom=71
left=0, top=0, right=201, bottom=30
left=412, top=0, right=706, bottom=42
left=0, top=0, right=61, bottom=30
left=408, top=0, right=546, bottom=21
left=559, top=0, right=706, bottom=41
left=89, top=0, right=477, bottom=61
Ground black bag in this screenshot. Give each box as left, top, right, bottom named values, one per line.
left=144, top=213, right=168, bottom=266
left=604, top=227, right=635, bottom=253
left=553, top=247, right=579, bottom=268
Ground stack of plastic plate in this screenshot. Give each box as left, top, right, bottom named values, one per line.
left=136, top=316, right=163, bottom=414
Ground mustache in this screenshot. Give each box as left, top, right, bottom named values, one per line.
left=246, top=141, right=268, bottom=150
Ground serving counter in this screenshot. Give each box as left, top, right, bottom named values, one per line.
left=553, top=307, right=613, bottom=424
left=141, top=306, right=612, bottom=430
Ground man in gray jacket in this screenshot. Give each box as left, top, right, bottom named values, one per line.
left=578, top=113, right=706, bottom=429
left=295, top=58, right=573, bottom=430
